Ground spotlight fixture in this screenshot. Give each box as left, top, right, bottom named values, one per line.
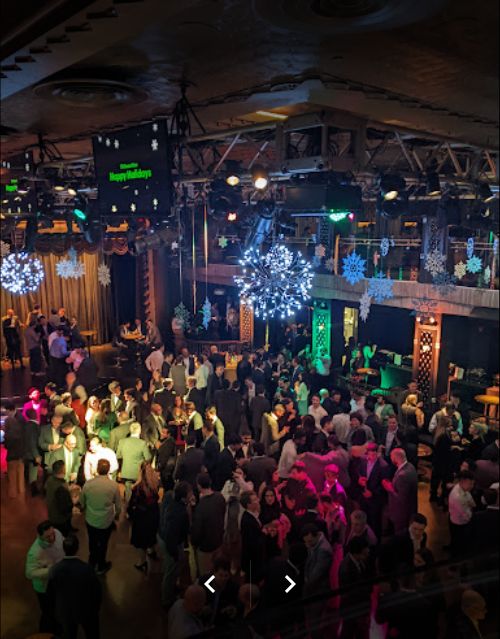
left=426, top=172, right=441, bottom=196
left=73, top=194, right=88, bottom=221
left=226, top=174, right=240, bottom=187
left=478, top=182, right=495, bottom=203
left=227, top=211, right=237, bottom=222
left=67, top=185, right=78, bottom=197
left=224, top=160, right=241, bottom=187
left=54, top=182, right=65, bottom=192
left=252, top=165, right=269, bottom=190
left=380, top=175, right=406, bottom=201
left=328, top=209, right=350, bottom=222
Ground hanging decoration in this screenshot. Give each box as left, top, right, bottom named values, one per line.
left=359, top=290, right=372, bottom=322
left=218, top=236, right=228, bottom=248
left=1, top=252, right=45, bottom=294
left=315, top=244, right=326, bottom=258
left=454, top=261, right=467, bottom=280
left=380, top=237, right=390, bottom=257
left=484, top=266, right=492, bottom=284
left=411, top=297, right=438, bottom=318
left=466, top=255, right=482, bottom=274
left=0, top=240, right=10, bottom=257
left=56, top=249, right=86, bottom=280
left=325, top=257, right=335, bottom=272
left=424, top=249, right=447, bottom=277
left=367, top=272, right=394, bottom=302
left=466, top=237, right=475, bottom=259
left=174, top=302, right=191, bottom=330
left=234, top=244, right=314, bottom=319
left=97, top=263, right=111, bottom=287
left=373, top=251, right=380, bottom=267
left=432, top=271, right=457, bottom=295
left=493, top=238, right=499, bottom=257
left=201, top=297, right=212, bottom=329
left=342, top=251, right=366, bottom=285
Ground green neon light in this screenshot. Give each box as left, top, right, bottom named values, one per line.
left=328, top=209, right=350, bottom=222
left=108, top=165, right=153, bottom=183
left=73, top=208, right=87, bottom=220
left=5, top=179, right=18, bottom=193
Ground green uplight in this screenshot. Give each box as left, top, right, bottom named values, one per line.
left=328, top=209, right=350, bottom=222
left=73, top=208, right=87, bottom=221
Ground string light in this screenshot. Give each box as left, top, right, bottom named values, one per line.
left=1, top=252, right=45, bottom=294
left=234, top=244, right=314, bottom=320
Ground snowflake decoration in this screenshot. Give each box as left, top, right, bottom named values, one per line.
left=380, top=238, right=390, bottom=257
left=152, top=123, right=158, bottom=132
left=424, top=250, right=447, bottom=277
left=466, top=237, right=475, bottom=259
left=466, top=255, right=482, bottom=274
left=98, top=263, right=111, bottom=287
left=1, top=252, right=45, bottom=294
left=151, top=139, right=159, bottom=151
left=56, top=252, right=85, bottom=280
left=325, top=257, right=335, bottom=272
left=315, top=244, right=326, bottom=258
left=201, top=297, right=212, bottom=329
left=113, top=139, right=119, bottom=149
left=493, top=238, right=499, bottom=257
left=171, top=241, right=179, bottom=251
left=359, top=290, right=372, bottom=322
left=367, top=272, right=394, bottom=302
left=111, top=205, right=117, bottom=213
left=234, top=244, right=314, bottom=320
left=218, top=236, right=228, bottom=248
left=342, top=251, right=366, bottom=285
left=56, top=260, right=75, bottom=279
left=410, top=297, right=438, bottom=317
left=454, top=261, right=467, bottom=280
left=484, top=266, right=491, bottom=283
left=130, top=203, right=136, bottom=212
left=173, top=302, right=190, bottom=330
left=0, top=240, right=10, bottom=257
left=432, top=271, right=457, bottom=295
left=105, top=138, right=111, bottom=147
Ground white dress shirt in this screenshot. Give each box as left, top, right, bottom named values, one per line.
left=448, top=483, right=475, bottom=525
left=84, top=447, right=119, bottom=481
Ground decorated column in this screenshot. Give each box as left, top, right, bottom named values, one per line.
left=312, top=299, right=332, bottom=358
left=412, top=314, right=442, bottom=403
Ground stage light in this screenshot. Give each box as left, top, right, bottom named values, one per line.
left=227, top=211, right=237, bottom=222
left=67, top=186, right=78, bottom=197
left=226, top=174, right=240, bottom=187
left=225, top=160, right=241, bottom=187
left=427, top=172, right=441, bottom=196
left=380, top=175, right=406, bottom=201
left=54, top=183, right=65, bottom=192
left=72, top=194, right=88, bottom=221
left=328, top=209, right=349, bottom=222
left=348, top=212, right=355, bottom=221
left=252, top=165, right=269, bottom=190
left=478, top=182, right=495, bottom=203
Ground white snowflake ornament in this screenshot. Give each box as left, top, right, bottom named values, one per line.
left=454, top=261, right=467, bottom=280
left=98, top=263, right=111, bottom=287
left=359, top=290, right=372, bottom=322
left=151, top=139, right=159, bottom=151
left=315, top=244, right=326, bottom=258
left=201, top=297, right=212, bottom=329
left=424, top=250, right=446, bottom=277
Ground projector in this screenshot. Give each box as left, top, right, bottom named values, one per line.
left=280, top=156, right=330, bottom=174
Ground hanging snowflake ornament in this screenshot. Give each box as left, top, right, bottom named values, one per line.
left=367, top=272, right=394, bottom=302
left=151, top=139, right=159, bottom=151
left=173, top=302, right=190, bottom=330
left=432, top=271, right=457, bottom=295
left=484, top=266, right=491, bottom=283
left=67, top=247, right=77, bottom=263
left=424, top=249, right=447, bottom=277
left=56, top=253, right=86, bottom=279
left=0, top=240, right=10, bottom=257
left=342, top=251, right=366, bottom=285
left=218, top=236, right=228, bottom=249
left=466, top=237, right=475, bottom=259
left=325, top=257, right=335, bottom=272
left=454, top=261, right=467, bottom=280
left=359, top=290, right=372, bottom=322
left=1, top=252, right=45, bottom=294
left=98, top=263, right=111, bottom=287
left=234, top=244, right=314, bottom=320
left=410, top=297, right=438, bottom=318
left=315, top=244, right=326, bottom=258
left=171, top=241, right=179, bottom=251
left=466, top=255, right=482, bottom=274
left=201, top=297, right=212, bottom=329
left=380, top=238, right=390, bottom=257
left=493, top=238, right=499, bottom=257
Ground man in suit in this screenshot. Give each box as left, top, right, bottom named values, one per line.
left=243, top=442, right=277, bottom=494
left=261, top=404, right=288, bottom=456
left=185, top=376, right=206, bottom=413
left=142, top=402, right=166, bottom=450
left=108, top=381, right=124, bottom=414
left=154, top=378, right=176, bottom=416
left=472, top=487, right=498, bottom=551
left=108, top=411, right=132, bottom=452
left=161, top=351, right=174, bottom=379
left=181, top=346, right=196, bottom=375
left=23, top=407, right=43, bottom=495
left=214, top=434, right=242, bottom=491
left=338, top=536, right=372, bottom=639
left=214, top=380, right=243, bottom=442
left=379, top=415, right=407, bottom=462
left=145, top=319, right=163, bottom=349
left=357, top=443, right=389, bottom=539
left=302, top=523, right=333, bottom=638
left=382, top=448, right=418, bottom=534
left=2, top=308, right=24, bottom=368
left=174, top=433, right=205, bottom=488
left=191, top=473, right=226, bottom=575
left=379, top=512, right=428, bottom=574
left=44, top=382, right=62, bottom=412
left=156, top=427, right=177, bottom=490
left=206, top=363, right=226, bottom=406
left=39, top=414, right=64, bottom=468
left=47, top=534, right=101, bottom=638
left=123, top=388, right=139, bottom=421
left=60, top=421, right=86, bottom=457
left=240, top=490, right=267, bottom=583
left=200, top=421, right=220, bottom=482
left=48, top=434, right=81, bottom=483
left=185, top=401, right=204, bottom=446
left=249, top=385, right=271, bottom=441
left=116, top=422, right=151, bottom=501
left=205, top=405, right=225, bottom=447
left=45, top=460, right=74, bottom=536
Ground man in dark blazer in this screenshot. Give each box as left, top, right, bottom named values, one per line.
left=379, top=512, right=428, bottom=574
left=382, top=448, right=418, bottom=534
left=141, top=403, right=166, bottom=450
left=153, top=378, right=176, bottom=416
left=240, top=490, right=267, bottom=583
left=357, top=443, right=389, bottom=539
left=249, top=385, right=271, bottom=441
left=338, top=536, right=372, bottom=638
left=214, top=380, right=243, bottom=442
left=200, top=422, right=220, bottom=482
left=185, top=376, right=206, bottom=413
left=47, top=534, right=101, bottom=638
left=174, top=433, right=205, bottom=488
left=243, top=443, right=277, bottom=494
left=48, top=434, right=81, bottom=483
left=206, top=364, right=226, bottom=406
left=214, top=434, right=242, bottom=491
left=180, top=347, right=196, bottom=375
left=39, top=414, right=64, bottom=467
left=108, top=381, right=125, bottom=414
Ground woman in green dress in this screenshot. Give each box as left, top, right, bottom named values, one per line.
left=294, top=372, right=310, bottom=417
left=94, top=398, right=116, bottom=444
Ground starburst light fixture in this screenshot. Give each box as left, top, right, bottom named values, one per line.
left=1, top=252, right=45, bottom=294
left=234, top=244, right=314, bottom=319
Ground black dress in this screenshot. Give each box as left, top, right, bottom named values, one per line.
left=128, top=485, right=160, bottom=549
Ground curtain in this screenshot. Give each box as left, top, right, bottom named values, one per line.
left=1, top=251, right=114, bottom=348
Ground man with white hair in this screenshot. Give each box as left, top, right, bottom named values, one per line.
left=84, top=436, right=119, bottom=481
left=382, top=448, right=418, bottom=534
left=116, top=422, right=151, bottom=501
left=48, top=434, right=81, bottom=483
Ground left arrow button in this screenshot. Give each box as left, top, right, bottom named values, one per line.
left=204, top=575, right=215, bottom=593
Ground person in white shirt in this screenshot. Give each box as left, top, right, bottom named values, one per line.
left=448, top=470, right=475, bottom=556
left=278, top=429, right=307, bottom=479
left=84, top=437, right=119, bottom=481
left=25, top=520, right=65, bottom=632
left=145, top=345, right=165, bottom=373
left=315, top=348, right=331, bottom=377
left=332, top=403, right=352, bottom=445
left=194, top=355, right=210, bottom=390
left=308, top=394, right=328, bottom=430
left=350, top=390, right=367, bottom=420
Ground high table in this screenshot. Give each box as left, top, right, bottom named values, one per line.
left=80, top=329, right=97, bottom=353
left=474, top=394, right=499, bottom=424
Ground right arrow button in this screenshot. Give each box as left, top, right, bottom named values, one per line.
left=285, top=574, right=296, bottom=593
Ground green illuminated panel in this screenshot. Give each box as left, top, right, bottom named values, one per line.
left=312, top=299, right=332, bottom=358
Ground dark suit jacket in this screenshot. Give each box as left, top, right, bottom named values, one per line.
left=109, top=394, right=125, bottom=414
left=23, top=419, right=41, bottom=461
left=201, top=435, right=220, bottom=479
left=48, top=447, right=82, bottom=480
left=185, top=387, right=206, bottom=413
left=214, top=448, right=237, bottom=491
left=240, top=510, right=266, bottom=580
left=206, top=373, right=225, bottom=405
left=244, top=455, right=277, bottom=493
left=156, top=437, right=177, bottom=481
left=387, top=462, right=418, bottom=533
left=174, top=447, right=205, bottom=486
left=358, top=457, right=389, bottom=511
left=47, top=557, right=101, bottom=625
left=472, top=507, right=498, bottom=551
left=338, top=554, right=371, bottom=610
left=3, top=414, right=25, bottom=461
left=38, top=425, right=62, bottom=465
left=249, top=395, right=271, bottom=438
left=142, top=414, right=166, bottom=448
left=214, top=389, right=242, bottom=436
left=154, top=388, right=176, bottom=416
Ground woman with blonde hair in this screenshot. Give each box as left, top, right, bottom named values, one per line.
left=128, top=460, right=160, bottom=572
left=85, top=396, right=100, bottom=437
left=463, top=420, right=488, bottom=460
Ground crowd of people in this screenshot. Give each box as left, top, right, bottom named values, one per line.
left=1, top=309, right=499, bottom=639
